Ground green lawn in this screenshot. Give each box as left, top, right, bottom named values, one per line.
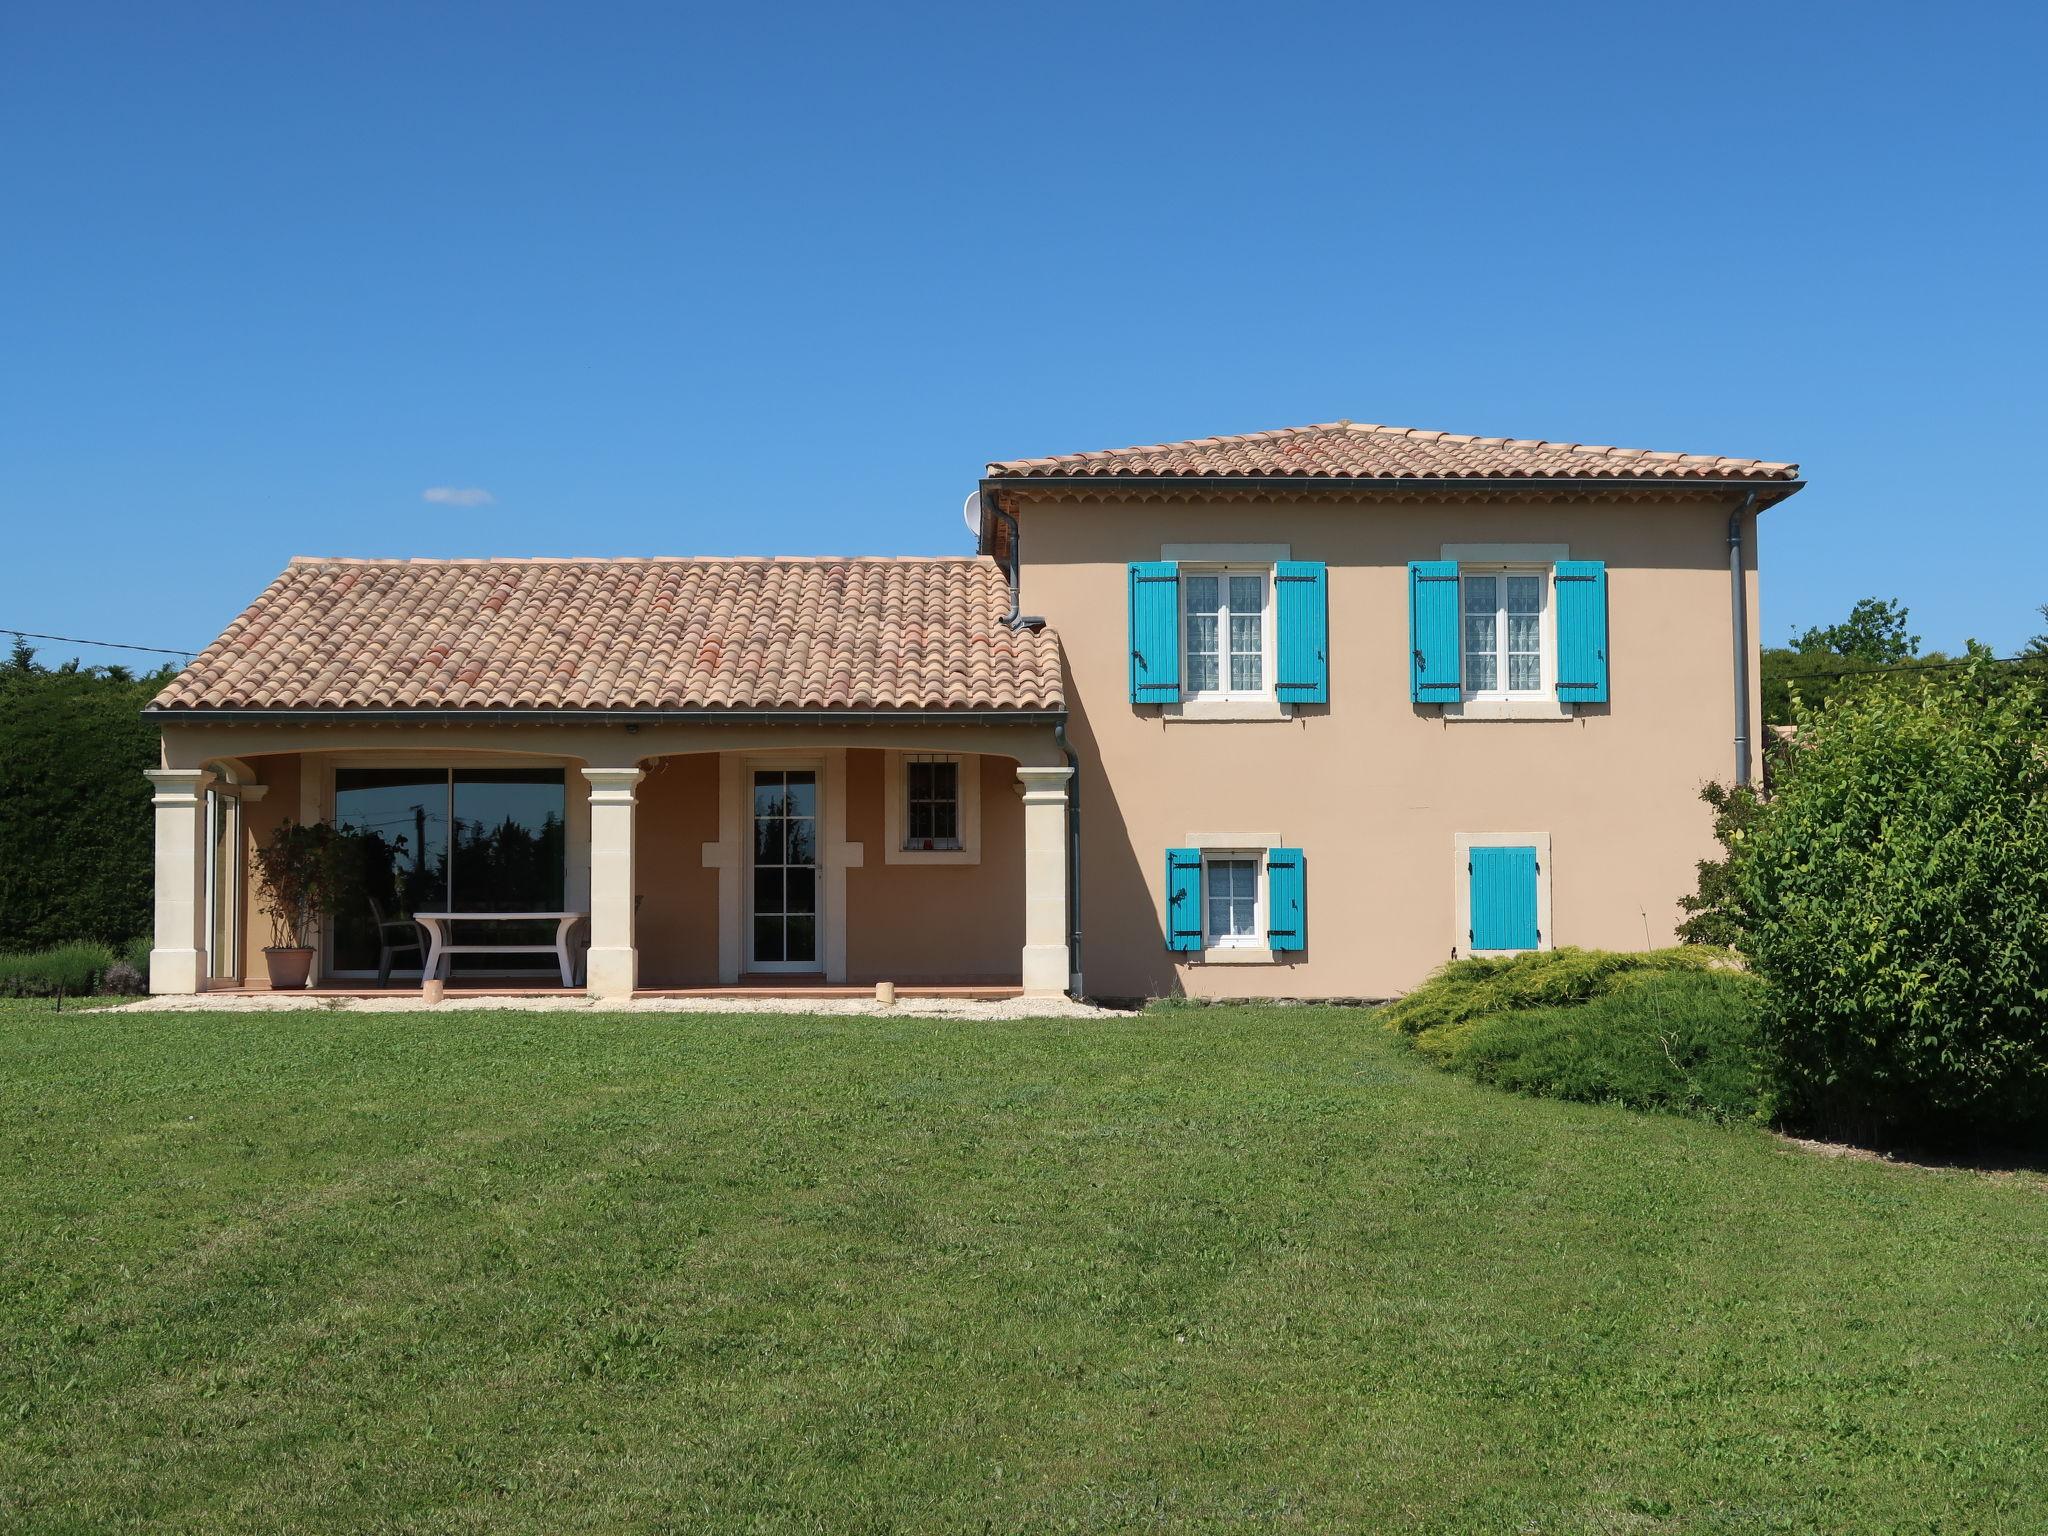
left=2, top=1000, right=2043, bottom=1534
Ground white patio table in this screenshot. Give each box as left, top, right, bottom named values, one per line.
left=413, top=912, right=589, bottom=987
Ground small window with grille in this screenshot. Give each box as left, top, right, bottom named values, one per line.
left=903, top=756, right=962, bottom=851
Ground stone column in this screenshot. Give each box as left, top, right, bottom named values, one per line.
left=584, top=767, right=643, bottom=1000
left=1016, top=765, right=1075, bottom=997
left=144, top=768, right=209, bottom=995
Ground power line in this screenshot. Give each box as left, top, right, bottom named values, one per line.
left=6, top=627, right=197, bottom=658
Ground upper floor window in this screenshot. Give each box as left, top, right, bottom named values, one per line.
left=1183, top=567, right=1271, bottom=700
left=1461, top=569, right=1548, bottom=698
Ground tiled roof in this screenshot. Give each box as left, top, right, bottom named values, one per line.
left=151, top=557, right=1063, bottom=714
left=988, top=421, right=1800, bottom=482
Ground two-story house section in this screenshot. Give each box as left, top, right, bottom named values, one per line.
left=981, top=421, right=1802, bottom=1001
left=142, top=418, right=1799, bottom=1002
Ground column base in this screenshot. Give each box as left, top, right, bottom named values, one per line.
left=585, top=946, right=637, bottom=1001
left=149, top=949, right=204, bottom=995
left=1020, top=943, right=1071, bottom=997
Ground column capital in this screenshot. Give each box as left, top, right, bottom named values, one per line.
left=144, top=767, right=208, bottom=802
left=584, top=767, right=645, bottom=797
left=1015, top=765, right=1074, bottom=802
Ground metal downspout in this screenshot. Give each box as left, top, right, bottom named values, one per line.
left=1728, top=490, right=1759, bottom=786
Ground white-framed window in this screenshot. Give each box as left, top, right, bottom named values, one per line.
left=1202, top=850, right=1264, bottom=949
left=1460, top=567, right=1550, bottom=700
left=1182, top=567, right=1272, bottom=700
left=882, top=751, right=982, bottom=865
left=903, top=756, right=961, bottom=850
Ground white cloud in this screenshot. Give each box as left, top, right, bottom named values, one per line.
left=422, top=486, right=495, bottom=508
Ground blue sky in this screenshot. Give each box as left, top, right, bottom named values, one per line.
left=3, top=0, right=2043, bottom=668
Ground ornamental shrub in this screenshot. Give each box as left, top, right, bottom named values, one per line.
left=0, top=941, right=118, bottom=997
left=1735, top=666, right=2048, bottom=1146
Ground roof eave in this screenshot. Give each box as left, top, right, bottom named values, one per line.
left=144, top=705, right=1069, bottom=727
left=983, top=472, right=1803, bottom=505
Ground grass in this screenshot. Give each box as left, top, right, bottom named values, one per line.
left=1386, top=950, right=1764, bottom=1122
left=2, top=999, right=2044, bottom=1533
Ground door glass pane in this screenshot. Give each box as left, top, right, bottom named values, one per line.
left=332, top=770, right=450, bottom=972
left=207, top=792, right=239, bottom=979
left=752, top=770, right=820, bottom=968
left=448, top=771, right=566, bottom=969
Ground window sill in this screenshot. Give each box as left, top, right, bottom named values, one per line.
left=1443, top=698, right=1574, bottom=722
left=1199, top=946, right=1277, bottom=965
left=1164, top=698, right=1293, bottom=723
left=883, top=846, right=980, bottom=866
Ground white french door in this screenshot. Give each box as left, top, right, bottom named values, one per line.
left=747, top=768, right=821, bottom=973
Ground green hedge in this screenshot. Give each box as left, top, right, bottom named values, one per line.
left=0, top=645, right=172, bottom=950
left=1384, top=949, right=1762, bottom=1123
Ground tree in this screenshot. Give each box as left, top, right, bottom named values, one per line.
left=1732, top=662, right=2048, bottom=1147
left=1792, top=596, right=1919, bottom=664
left=2027, top=604, right=2048, bottom=660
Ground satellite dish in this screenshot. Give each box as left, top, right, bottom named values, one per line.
left=961, top=491, right=984, bottom=542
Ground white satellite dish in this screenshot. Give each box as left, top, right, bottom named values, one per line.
left=961, top=491, right=983, bottom=541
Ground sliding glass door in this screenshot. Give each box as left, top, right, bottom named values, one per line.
left=331, top=767, right=565, bottom=974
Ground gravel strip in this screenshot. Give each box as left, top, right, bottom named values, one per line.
left=96, top=993, right=1127, bottom=1020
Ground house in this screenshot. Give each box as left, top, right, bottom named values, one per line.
left=143, top=421, right=1802, bottom=1000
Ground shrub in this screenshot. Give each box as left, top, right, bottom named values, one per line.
left=1381, top=946, right=1722, bottom=1037
left=0, top=941, right=119, bottom=997
left=1384, top=949, right=1760, bottom=1122
left=1676, top=782, right=1764, bottom=948
left=1735, top=667, right=2048, bottom=1146
left=1420, top=970, right=1763, bottom=1121
left=101, top=960, right=147, bottom=995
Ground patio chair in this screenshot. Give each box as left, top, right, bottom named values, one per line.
left=368, top=896, right=429, bottom=986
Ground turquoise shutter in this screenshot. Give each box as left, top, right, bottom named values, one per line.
left=1409, top=560, right=1461, bottom=702
left=1129, top=561, right=1181, bottom=703
left=1165, top=848, right=1203, bottom=952
left=1274, top=561, right=1329, bottom=703
left=1554, top=560, right=1609, bottom=703
left=1469, top=846, right=1539, bottom=951
left=1267, top=847, right=1305, bottom=951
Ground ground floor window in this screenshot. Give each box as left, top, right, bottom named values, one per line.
left=903, top=756, right=961, bottom=850
left=1203, top=853, right=1263, bottom=948
left=331, top=767, right=566, bottom=973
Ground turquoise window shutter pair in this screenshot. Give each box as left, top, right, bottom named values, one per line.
left=1469, top=846, right=1540, bottom=951
left=1407, top=559, right=1609, bottom=703
left=1162, top=849, right=1306, bottom=952
left=1127, top=561, right=1329, bottom=704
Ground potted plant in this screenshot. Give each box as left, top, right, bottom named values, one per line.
left=251, top=819, right=340, bottom=989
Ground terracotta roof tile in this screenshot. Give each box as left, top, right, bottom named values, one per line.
left=152, top=557, right=1063, bottom=714
left=988, top=420, right=1799, bottom=482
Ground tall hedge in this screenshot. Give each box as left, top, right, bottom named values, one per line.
left=1736, top=665, right=2048, bottom=1146
left=0, top=641, right=172, bottom=950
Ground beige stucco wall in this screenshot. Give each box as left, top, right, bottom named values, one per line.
left=843, top=749, right=1024, bottom=983
left=633, top=754, right=721, bottom=986
left=1015, top=491, right=1764, bottom=1000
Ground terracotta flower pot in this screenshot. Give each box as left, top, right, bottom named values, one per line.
left=263, top=947, right=316, bottom=990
